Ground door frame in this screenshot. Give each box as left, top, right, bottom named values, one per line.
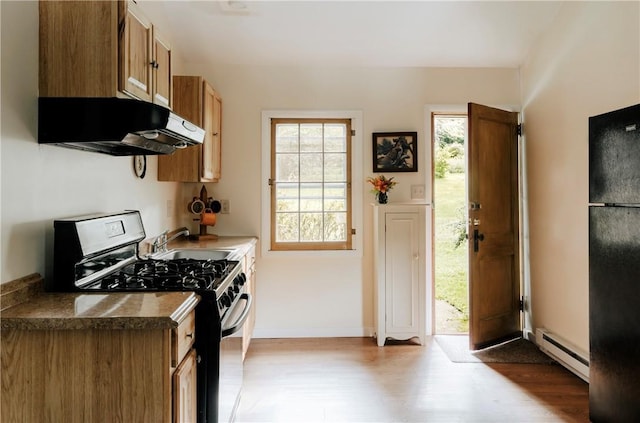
left=423, top=104, right=531, bottom=340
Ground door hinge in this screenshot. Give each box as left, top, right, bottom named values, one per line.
left=351, top=228, right=356, bottom=235
left=516, top=123, right=523, bottom=136
left=519, top=297, right=525, bottom=312
left=351, top=129, right=356, bottom=136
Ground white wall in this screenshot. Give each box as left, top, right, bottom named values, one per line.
left=0, top=1, right=183, bottom=284
left=181, top=63, right=520, bottom=337
left=521, top=1, right=640, bottom=352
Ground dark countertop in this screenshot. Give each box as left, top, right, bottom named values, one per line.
left=1, top=288, right=199, bottom=331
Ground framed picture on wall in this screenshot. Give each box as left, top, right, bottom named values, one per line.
left=372, top=131, right=418, bottom=172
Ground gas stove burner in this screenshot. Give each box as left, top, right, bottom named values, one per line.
left=95, top=257, right=232, bottom=291
left=131, top=260, right=172, bottom=276
left=182, top=275, right=211, bottom=290
left=124, top=275, right=154, bottom=289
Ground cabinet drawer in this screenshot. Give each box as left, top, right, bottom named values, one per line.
left=172, top=311, right=195, bottom=367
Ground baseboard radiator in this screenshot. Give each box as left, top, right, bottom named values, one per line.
left=536, top=328, right=589, bottom=383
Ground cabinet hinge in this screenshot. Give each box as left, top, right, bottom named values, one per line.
left=519, top=297, right=524, bottom=312
left=516, top=123, right=523, bottom=136
left=268, top=178, right=274, bottom=186
left=351, top=129, right=356, bottom=136
left=351, top=228, right=356, bottom=235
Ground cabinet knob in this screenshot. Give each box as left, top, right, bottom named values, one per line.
left=413, top=254, right=419, bottom=260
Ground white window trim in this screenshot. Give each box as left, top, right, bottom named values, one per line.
left=261, top=110, right=364, bottom=258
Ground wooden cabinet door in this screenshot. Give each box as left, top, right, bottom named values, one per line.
left=39, top=1, right=120, bottom=97
left=153, top=31, right=172, bottom=108
left=202, top=82, right=222, bottom=181
left=121, top=1, right=153, bottom=102
left=158, top=76, right=222, bottom=182
left=212, top=90, right=223, bottom=181
left=158, top=76, right=203, bottom=182
left=384, top=212, right=421, bottom=335
left=173, top=349, right=197, bottom=423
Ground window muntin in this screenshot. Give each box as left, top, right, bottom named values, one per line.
left=271, top=118, right=352, bottom=250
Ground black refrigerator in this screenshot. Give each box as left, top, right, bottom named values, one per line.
left=589, top=103, right=640, bottom=422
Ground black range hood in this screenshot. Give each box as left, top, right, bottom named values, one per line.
left=38, top=97, right=205, bottom=156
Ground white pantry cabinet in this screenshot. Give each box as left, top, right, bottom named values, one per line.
left=373, top=203, right=429, bottom=346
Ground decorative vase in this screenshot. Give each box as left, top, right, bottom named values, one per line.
left=377, top=192, right=388, bottom=204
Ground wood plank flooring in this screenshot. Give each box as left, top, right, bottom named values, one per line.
left=236, top=337, right=589, bottom=422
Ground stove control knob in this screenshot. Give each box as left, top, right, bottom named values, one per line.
left=233, top=284, right=240, bottom=293
left=227, top=287, right=235, bottom=300
left=220, top=294, right=231, bottom=307
left=235, top=273, right=247, bottom=286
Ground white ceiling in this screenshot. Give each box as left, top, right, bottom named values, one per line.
left=140, top=0, right=563, bottom=68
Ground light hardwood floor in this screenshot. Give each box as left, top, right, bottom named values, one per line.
left=236, top=337, right=589, bottom=422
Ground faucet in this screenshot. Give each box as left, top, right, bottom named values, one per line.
left=151, top=227, right=190, bottom=254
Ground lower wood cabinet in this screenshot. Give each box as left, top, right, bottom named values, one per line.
left=373, top=203, right=429, bottom=346
left=173, top=349, right=198, bottom=423
left=242, top=244, right=257, bottom=361
left=1, top=311, right=197, bottom=422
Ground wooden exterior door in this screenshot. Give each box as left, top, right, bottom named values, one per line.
left=467, top=103, right=521, bottom=350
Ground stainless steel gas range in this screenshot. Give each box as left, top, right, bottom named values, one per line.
left=47, top=210, right=251, bottom=423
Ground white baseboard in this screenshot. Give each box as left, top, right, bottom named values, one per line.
left=536, top=328, right=589, bottom=382
left=253, top=326, right=375, bottom=339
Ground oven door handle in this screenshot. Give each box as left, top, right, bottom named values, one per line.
left=221, top=293, right=253, bottom=338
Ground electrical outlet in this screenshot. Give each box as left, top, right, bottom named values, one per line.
left=411, top=184, right=425, bottom=200
left=220, top=199, right=230, bottom=214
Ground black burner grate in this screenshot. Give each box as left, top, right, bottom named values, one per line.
left=99, top=258, right=232, bottom=291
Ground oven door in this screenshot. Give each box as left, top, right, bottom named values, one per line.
left=218, top=291, right=252, bottom=423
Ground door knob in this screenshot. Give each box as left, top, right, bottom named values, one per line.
left=473, top=229, right=485, bottom=252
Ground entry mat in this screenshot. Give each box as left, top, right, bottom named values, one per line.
left=434, top=335, right=557, bottom=364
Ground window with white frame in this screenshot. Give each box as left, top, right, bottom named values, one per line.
left=269, top=118, right=352, bottom=251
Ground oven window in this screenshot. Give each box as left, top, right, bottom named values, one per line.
left=270, top=118, right=353, bottom=251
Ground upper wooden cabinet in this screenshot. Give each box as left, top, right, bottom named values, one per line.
left=158, top=76, right=222, bottom=182
left=39, top=0, right=172, bottom=108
